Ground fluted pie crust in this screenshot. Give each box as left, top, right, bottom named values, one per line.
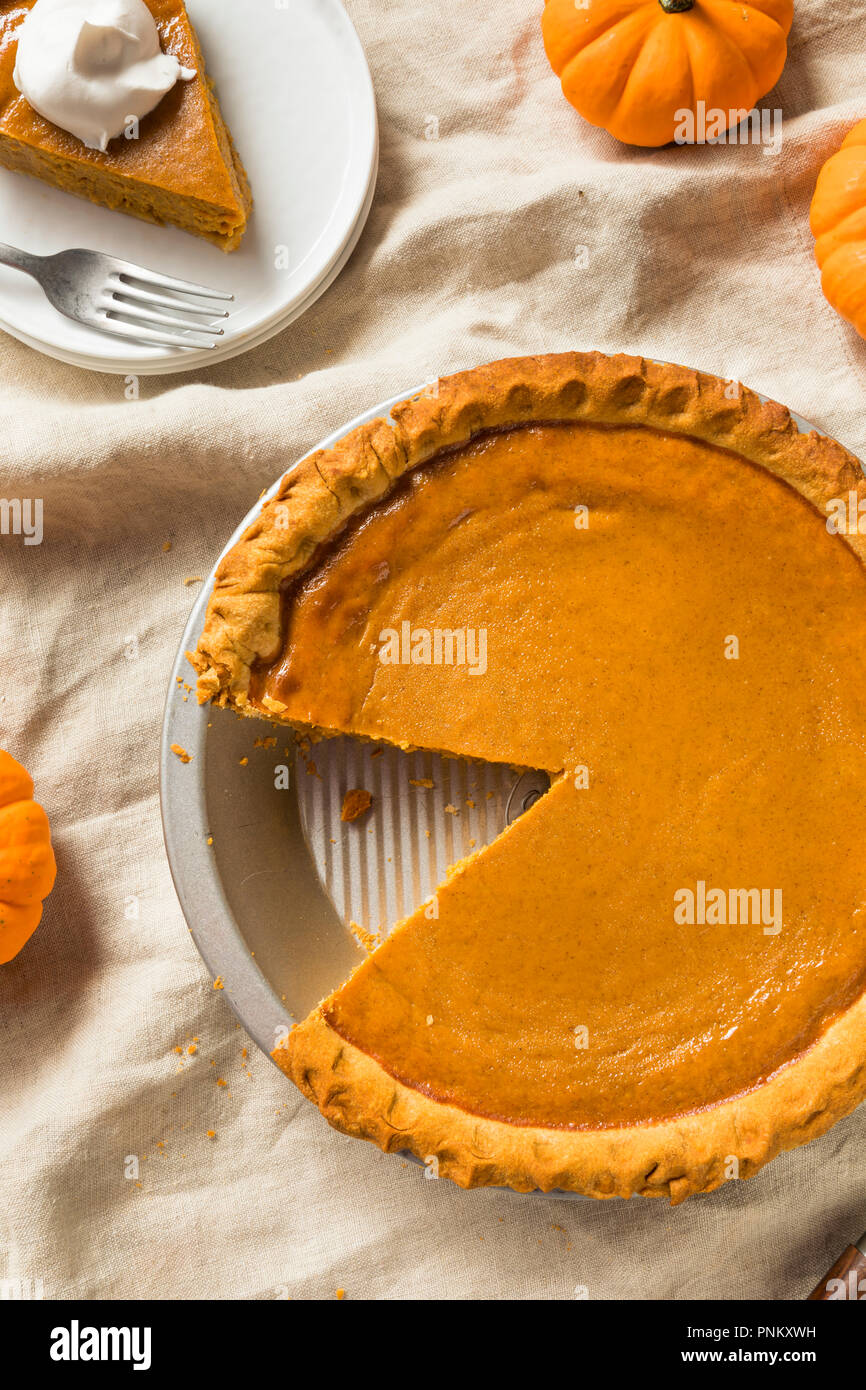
left=190, top=353, right=866, bottom=1201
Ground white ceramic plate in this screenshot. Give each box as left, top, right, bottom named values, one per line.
left=0, top=0, right=378, bottom=374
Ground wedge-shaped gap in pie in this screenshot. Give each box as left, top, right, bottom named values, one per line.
left=294, top=737, right=551, bottom=945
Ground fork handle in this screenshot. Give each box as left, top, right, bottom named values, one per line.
left=0, top=243, right=44, bottom=279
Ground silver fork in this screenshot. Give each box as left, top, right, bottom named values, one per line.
left=0, top=243, right=232, bottom=349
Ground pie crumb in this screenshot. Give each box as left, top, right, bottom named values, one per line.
left=170, top=743, right=192, bottom=764
left=341, top=788, right=373, bottom=822
left=336, top=1288, right=346, bottom=1301
left=349, top=920, right=380, bottom=952
left=409, top=777, right=434, bottom=789
left=213, top=976, right=224, bottom=990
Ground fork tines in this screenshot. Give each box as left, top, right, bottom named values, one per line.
left=102, top=264, right=234, bottom=349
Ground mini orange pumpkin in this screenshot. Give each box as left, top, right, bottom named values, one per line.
left=541, top=0, right=793, bottom=148
left=0, top=750, right=56, bottom=964
left=810, top=119, right=866, bottom=340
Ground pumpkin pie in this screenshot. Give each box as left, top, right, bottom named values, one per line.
left=0, top=0, right=251, bottom=250
left=190, top=353, right=866, bottom=1201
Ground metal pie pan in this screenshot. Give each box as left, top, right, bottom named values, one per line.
left=160, top=371, right=851, bottom=1198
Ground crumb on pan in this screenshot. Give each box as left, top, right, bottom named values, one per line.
left=341, top=788, right=373, bottom=822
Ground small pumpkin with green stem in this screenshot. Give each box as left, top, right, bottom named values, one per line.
left=541, top=0, right=793, bottom=148
left=0, top=750, right=56, bottom=964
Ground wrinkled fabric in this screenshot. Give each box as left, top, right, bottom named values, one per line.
left=1, top=0, right=865, bottom=1301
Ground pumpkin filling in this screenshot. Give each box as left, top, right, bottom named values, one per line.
left=261, top=421, right=866, bottom=1129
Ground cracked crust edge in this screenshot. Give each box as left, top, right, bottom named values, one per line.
left=188, top=351, right=866, bottom=708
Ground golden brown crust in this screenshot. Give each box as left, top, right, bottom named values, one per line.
left=190, top=352, right=866, bottom=706
left=189, top=417, right=404, bottom=705
left=192, top=352, right=866, bottom=1199
left=275, top=996, right=866, bottom=1202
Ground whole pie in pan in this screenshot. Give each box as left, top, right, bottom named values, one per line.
left=0, top=0, right=251, bottom=250
left=190, top=352, right=866, bottom=1202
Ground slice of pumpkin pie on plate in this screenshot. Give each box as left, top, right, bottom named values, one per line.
left=0, top=0, right=251, bottom=250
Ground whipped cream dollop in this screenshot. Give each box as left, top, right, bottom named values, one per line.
left=13, top=0, right=196, bottom=152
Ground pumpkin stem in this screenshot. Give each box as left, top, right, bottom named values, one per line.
left=658, top=0, right=695, bottom=11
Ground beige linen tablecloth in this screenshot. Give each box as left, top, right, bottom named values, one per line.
left=1, top=0, right=866, bottom=1302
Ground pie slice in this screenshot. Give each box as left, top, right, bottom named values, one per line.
left=0, top=0, right=251, bottom=251
left=191, top=353, right=866, bottom=1201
